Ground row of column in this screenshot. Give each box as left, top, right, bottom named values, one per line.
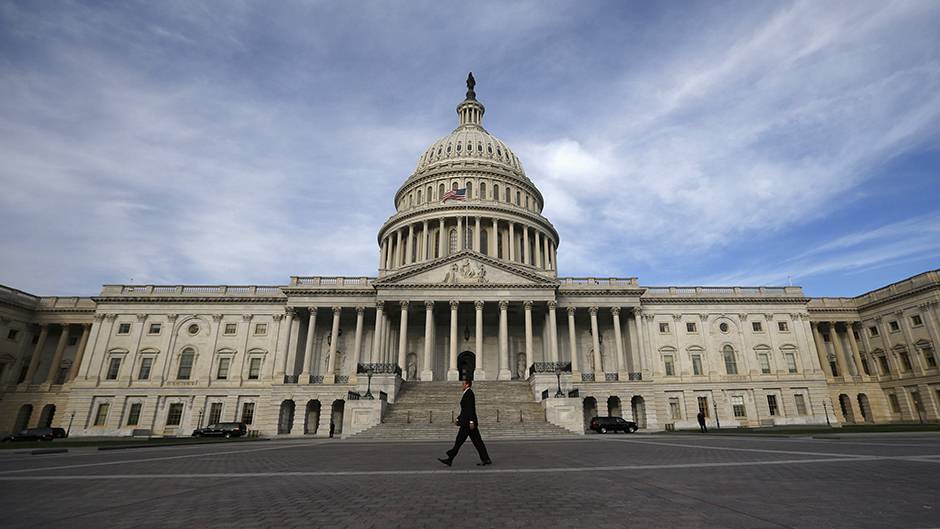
left=380, top=216, right=557, bottom=272
left=277, top=302, right=644, bottom=383
left=0, top=320, right=93, bottom=386
left=810, top=321, right=867, bottom=379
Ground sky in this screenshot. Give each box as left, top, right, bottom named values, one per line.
left=1, top=1, right=939, bottom=299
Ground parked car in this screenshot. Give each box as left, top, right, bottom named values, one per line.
left=2, top=427, right=67, bottom=442
left=590, top=416, right=638, bottom=434
left=191, top=422, right=248, bottom=438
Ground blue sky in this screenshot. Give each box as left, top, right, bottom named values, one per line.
left=1, top=1, right=938, bottom=298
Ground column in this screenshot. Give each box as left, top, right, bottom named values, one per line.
left=353, top=306, right=365, bottom=367
left=324, top=307, right=341, bottom=383
left=508, top=222, right=515, bottom=262
left=23, top=324, right=49, bottom=384
left=627, top=309, right=641, bottom=374
left=422, top=220, right=430, bottom=261
left=534, top=231, right=542, bottom=268
left=67, top=323, right=92, bottom=382
left=919, top=302, right=940, bottom=365
left=498, top=300, right=511, bottom=380
left=422, top=301, right=435, bottom=381
left=397, top=301, right=410, bottom=372
left=543, top=236, right=550, bottom=271
left=276, top=308, right=296, bottom=381
left=640, top=311, right=654, bottom=375
left=897, top=311, right=926, bottom=375
left=491, top=218, right=498, bottom=256
left=438, top=218, right=446, bottom=258
left=457, top=216, right=464, bottom=253
left=371, top=302, right=385, bottom=363
left=589, top=307, right=603, bottom=377
left=448, top=300, right=459, bottom=380
left=474, top=216, right=481, bottom=252
left=847, top=321, right=867, bottom=378
left=405, top=224, right=415, bottom=265
left=523, top=225, right=530, bottom=265
left=524, top=301, right=533, bottom=378
left=612, top=307, right=626, bottom=376
left=474, top=301, right=485, bottom=380
left=547, top=301, right=559, bottom=363
left=567, top=307, right=579, bottom=374
left=810, top=322, right=831, bottom=378
left=44, top=324, right=71, bottom=384
left=381, top=238, right=389, bottom=270
left=829, top=322, right=849, bottom=378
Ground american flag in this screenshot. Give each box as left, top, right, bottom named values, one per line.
left=441, top=188, right=467, bottom=202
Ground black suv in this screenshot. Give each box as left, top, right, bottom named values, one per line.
left=590, top=416, right=638, bottom=434
left=191, top=422, right=247, bottom=438
left=3, top=427, right=67, bottom=442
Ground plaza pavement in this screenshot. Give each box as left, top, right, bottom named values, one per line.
left=1, top=432, right=939, bottom=528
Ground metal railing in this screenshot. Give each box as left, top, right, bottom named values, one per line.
left=529, top=362, right=572, bottom=375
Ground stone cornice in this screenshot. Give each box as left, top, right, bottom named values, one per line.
left=93, top=296, right=287, bottom=304
left=641, top=296, right=812, bottom=305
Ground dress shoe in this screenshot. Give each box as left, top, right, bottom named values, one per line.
left=438, top=458, right=452, bottom=467
left=477, top=460, right=492, bottom=466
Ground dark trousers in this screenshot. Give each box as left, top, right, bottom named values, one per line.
left=699, top=423, right=707, bottom=433
left=447, top=424, right=489, bottom=462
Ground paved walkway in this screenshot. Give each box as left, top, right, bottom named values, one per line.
left=1, top=434, right=939, bottom=528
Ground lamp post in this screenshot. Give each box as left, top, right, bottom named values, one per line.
left=66, top=411, right=75, bottom=438
left=713, top=402, right=720, bottom=430
left=197, top=408, right=204, bottom=429
left=554, top=367, right=564, bottom=398
left=364, top=368, right=374, bottom=399
left=823, top=401, right=831, bottom=426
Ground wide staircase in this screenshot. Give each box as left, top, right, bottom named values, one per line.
left=350, top=381, right=577, bottom=440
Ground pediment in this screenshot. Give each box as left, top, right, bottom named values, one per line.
left=375, top=251, right=558, bottom=287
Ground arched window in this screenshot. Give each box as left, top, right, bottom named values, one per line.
left=427, top=185, right=433, bottom=201
left=466, top=182, right=473, bottom=198
left=480, top=230, right=489, bottom=256
left=178, top=348, right=195, bottom=380
left=412, top=235, right=418, bottom=262
left=465, top=228, right=472, bottom=250
left=505, top=187, right=510, bottom=202
left=480, top=182, right=487, bottom=200
left=497, top=232, right=503, bottom=259
left=493, top=184, right=499, bottom=201
left=439, top=183, right=445, bottom=200
left=452, top=181, right=458, bottom=190
left=434, top=232, right=440, bottom=258
left=417, top=190, right=422, bottom=204
left=723, top=345, right=738, bottom=375
left=449, top=229, right=457, bottom=254
left=516, top=191, right=521, bottom=205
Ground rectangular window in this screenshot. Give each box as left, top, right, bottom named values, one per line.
left=752, top=321, right=762, bottom=332
left=663, top=355, right=675, bottom=376
left=254, top=323, right=267, bottom=336
left=691, top=355, right=703, bottom=376
left=879, top=356, right=891, bottom=375
left=869, top=326, right=879, bottom=337
left=217, top=357, right=231, bottom=380
left=794, top=394, right=807, bottom=415
left=686, top=322, right=696, bottom=333
left=117, top=323, right=131, bottom=335
left=94, top=402, right=110, bottom=426
left=910, top=314, right=924, bottom=327
left=777, top=321, right=789, bottom=332
left=126, top=403, right=142, bottom=426
left=241, top=403, right=255, bottom=425
left=785, top=352, right=798, bottom=373
left=31, top=334, right=39, bottom=344
left=732, top=395, right=746, bottom=417
left=767, top=395, right=779, bottom=416
left=55, top=367, right=69, bottom=385
left=697, top=396, right=709, bottom=417
left=853, top=329, right=860, bottom=340
left=888, top=394, right=901, bottom=413
left=248, top=358, right=262, bottom=380
left=67, top=335, right=79, bottom=347
left=888, top=320, right=900, bottom=332
left=922, top=346, right=937, bottom=368
left=822, top=333, right=831, bottom=343
left=138, top=357, right=153, bottom=380
left=166, top=403, right=184, bottom=426
left=861, top=357, right=870, bottom=376
left=669, top=397, right=681, bottom=419
left=758, top=353, right=771, bottom=374
left=659, top=322, right=670, bottom=334
left=208, top=402, right=223, bottom=425
left=178, top=352, right=194, bottom=380
left=148, top=323, right=162, bottom=335
left=6, top=329, right=18, bottom=341
left=224, top=323, right=237, bottom=335
left=899, top=352, right=912, bottom=371
left=106, top=358, right=122, bottom=380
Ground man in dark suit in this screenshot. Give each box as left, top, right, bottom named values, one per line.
left=438, top=380, right=491, bottom=467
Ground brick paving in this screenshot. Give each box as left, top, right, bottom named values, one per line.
left=1, top=434, right=939, bottom=528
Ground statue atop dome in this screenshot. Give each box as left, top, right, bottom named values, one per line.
left=466, top=72, right=476, bottom=100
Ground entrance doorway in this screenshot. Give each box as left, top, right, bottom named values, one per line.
left=457, top=351, right=475, bottom=381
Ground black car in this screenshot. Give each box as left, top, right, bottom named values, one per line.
left=590, top=416, right=638, bottom=434
left=2, top=427, right=67, bottom=442
left=191, top=422, right=247, bottom=438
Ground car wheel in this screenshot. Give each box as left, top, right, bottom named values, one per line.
left=194, top=432, right=203, bottom=438
left=599, top=427, right=607, bottom=434
left=629, top=426, right=638, bottom=433
left=224, top=432, right=232, bottom=438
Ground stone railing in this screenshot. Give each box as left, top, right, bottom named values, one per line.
left=289, top=276, right=376, bottom=287
left=101, top=284, right=285, bottom=297
left=560, top=278, right=639, bottom=287
left=645, top=286, right=804, bottom=296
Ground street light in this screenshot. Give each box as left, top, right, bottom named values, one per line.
left=823, top=401, right=831, bottom=426
left=66, top=411, right=75, bottom=438
left=713, top=402, right=720, bottom=430
left=364, top=368, right=374, bottom=399
left=554, top=367, right=564, bottom=398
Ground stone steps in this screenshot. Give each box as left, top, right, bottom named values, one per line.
left=349, top=380, right=577, bottom=439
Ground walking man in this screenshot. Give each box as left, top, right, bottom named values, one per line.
left=697, top=411, right=708, bottom=433
left=439, top=380, right=492, bottom=467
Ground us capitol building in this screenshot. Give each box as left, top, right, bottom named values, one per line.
left=2, top=77, right=939, bottom=438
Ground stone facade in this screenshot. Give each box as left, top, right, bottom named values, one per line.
left=2, top=81, right=939, bottom=437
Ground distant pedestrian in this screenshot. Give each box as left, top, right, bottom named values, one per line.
left=329, top=420, right=335, bottom=438
left=697, top=411, right=707, bottom=433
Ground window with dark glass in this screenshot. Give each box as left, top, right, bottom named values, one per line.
left=106, top=358, right=121, bottom=380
